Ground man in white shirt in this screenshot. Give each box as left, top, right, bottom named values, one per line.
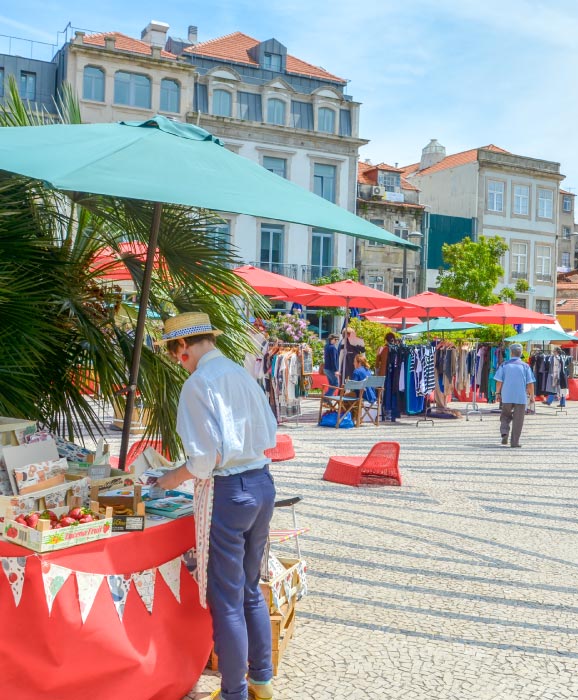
left=158, top=312, right=277, bottom=700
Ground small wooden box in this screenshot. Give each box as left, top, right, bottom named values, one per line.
left=91, top=484, right=146, bottom=532
left=260, top=557, right=304, bottom=615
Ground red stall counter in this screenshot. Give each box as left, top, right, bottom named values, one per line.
left=0, top=517, right=212, bottom=700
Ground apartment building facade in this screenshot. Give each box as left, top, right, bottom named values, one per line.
left=403, top=140, right=565, bottom=313
left=556, top=189, right=576, bottom=272
left=356, top=162, right=425, bottom=296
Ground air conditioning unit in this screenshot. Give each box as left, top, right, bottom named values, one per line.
left=372, top=186, right=385, bottom=196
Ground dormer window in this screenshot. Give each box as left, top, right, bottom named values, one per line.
left=377, top=171, right=400, bottom=191
left=263, top=53, right=282, bottom=71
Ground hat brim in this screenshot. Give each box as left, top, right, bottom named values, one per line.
left=159, top=328, right=223, bottom=343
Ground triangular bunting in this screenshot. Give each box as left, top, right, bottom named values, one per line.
left=76, top=571, right=104, bottom=624
left=40, top=560, right=72, bottom=614
left=131, top=568, right=156, bottom=614
left=107, top=574, right=132, bottom=621
left=158, top=557, right=182, bottom=603
left=1, top=556, right=28, bottom=607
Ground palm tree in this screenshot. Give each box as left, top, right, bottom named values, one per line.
left=0, top=78, right=269, bottom=457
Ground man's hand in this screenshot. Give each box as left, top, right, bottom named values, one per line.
left=157, top=464, right=190, bottom=491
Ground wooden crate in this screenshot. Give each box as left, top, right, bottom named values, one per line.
left=260, top=557, right=303, bottom=615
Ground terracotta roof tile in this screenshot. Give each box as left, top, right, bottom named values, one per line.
left=83, top=32, right=177, bottom=60
left=556, top=298, right=578, bottom=311
left=401, top=176, right=419, bottom=192
left=358, top=162, right=420, bottom=192
left=401, top=145, right=510, bottom=177
left=185, top=32, right=345, bottom=83
left=560, top=188, right=575, bottom=196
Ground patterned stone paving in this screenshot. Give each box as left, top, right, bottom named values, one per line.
left=98, top=397, right=578, bottom=699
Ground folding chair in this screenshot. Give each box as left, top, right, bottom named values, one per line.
left=359, top=375, right=386, bottom=426
left=261, top=496, right=309, bottom=580
left=318, top=379, right=366, bottom=428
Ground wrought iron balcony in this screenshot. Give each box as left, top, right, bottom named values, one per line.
left=301, top=265, right=349, bottom=283
left=535, top=273, right=552, bottom=282
left=247, top=261, right=298, bottom=278
left=511, top=270, right=528, bottom=280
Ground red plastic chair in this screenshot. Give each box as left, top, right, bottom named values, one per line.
left=264, top=434, right=295, bottom=462
left=323, top=441, right=401, bottom=487
left=110, top=439, right=168, bottom=471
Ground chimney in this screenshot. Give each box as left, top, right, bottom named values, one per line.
left=104, top=35, right=116, bottom=51
left=419, top=139, right=446, bottom=170
left=141, top=20, right=170, bottom=47
left=188, top=25, right=198, bottom=45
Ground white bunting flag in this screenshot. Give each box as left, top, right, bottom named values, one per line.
left=76, top=571, right=104, bottom=624
left=131, top=568, right=156, bottom=614
left=107, top=574, right=132, bottom=621
left=40, top=561, right=73, bottom=614
left=158, top=557, right=182, bottom=603
left=1, top=556, right=28, bottom=607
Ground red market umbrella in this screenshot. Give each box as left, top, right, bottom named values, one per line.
left=454, top=302, right=557, bottom=337
left=363, top=315, right=422, bottom=327
left=288, top=279, right=419, bottom=310
left=233, top=265, right=321, bottom=300
left=92, top=242, right=162, bottom=281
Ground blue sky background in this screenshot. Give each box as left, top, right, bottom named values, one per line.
left=2, top=0, right=577, bottom=207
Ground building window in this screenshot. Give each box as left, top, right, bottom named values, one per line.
left=562, top=251, right=571, bottom=268
left=291, top=100, right=313, bottom=130
left=366, top=274, right=385, bottom=291
left=339, top=109, right=351, bottom=137
left=394, top=227, right=409, bottom=240
left=513, top=297, right=527, bottom=308
left=368, top=219, right=385, bottom=246
left=537, top=188, right=554, bottom=219
left=114, top=71, right=151, bottom=108
left=311, top=230, right=334, bottom=280
left=263, top=156, right=287, bottom=178
left=207, top=221, right=231, bottom=252
left=83, top=66, right=104, bottom=102
left=563, top=195, right=573, bottom=212
left=318, top=107, right=335, bottom=134
left=487, top=180, right=504, bottom=212
left=313, top=163, right=336, bottom=203
left=563, top=226, right=571, bottom=239
left=513, top=184, right=529, bottom=215
left=267, top=98, right=285, bottom=126
left=535, top=244, right=552, bottom=281
left=237, top=91, right=262, bottom=121
left=263, top=53, right=282, bottom=71
left=378, top=172, right=400, bottom=191
left=213, top=89, right=232, bottom=117
left=260, top=224, right=284, bottom=270
left=511, top=242, right=528, bottom=279
left=194, top=83, right=208, bottom=113
left=535, top=299, right=551, bottom=314
left=0, top=68, right=4, bottom=99
left=160, top=79, right=180, bottom=113
left=20, top=71, right=36, bottom=101
left=392, top=277, right=404, bottom=296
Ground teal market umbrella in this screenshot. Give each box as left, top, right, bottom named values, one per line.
left=398, top=317, right=483, bottom=335
left=0, top=116, right=418, bottom=468
left=505, top=326, right=578, bottom=344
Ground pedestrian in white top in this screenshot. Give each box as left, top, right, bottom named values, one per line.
left=157, top=312, right=277, bottom=700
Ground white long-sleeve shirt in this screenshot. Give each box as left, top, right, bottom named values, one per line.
left=177, top=349, right=277, bottom=479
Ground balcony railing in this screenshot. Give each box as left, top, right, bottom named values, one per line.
left=247, top=261, right=298, bottom=278
left=511, top=270, right=528, bottom=280
left=301, top=265, right=349, bottom=283
left=535, top=273, right=552, bottom=282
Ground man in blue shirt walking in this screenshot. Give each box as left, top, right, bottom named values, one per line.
left=494, top=343, right=535, bottom=448
left=323, top=333, right=340, bottom=395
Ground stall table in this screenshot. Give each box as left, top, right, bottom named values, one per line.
left=0, top=517, right=212, bottom=700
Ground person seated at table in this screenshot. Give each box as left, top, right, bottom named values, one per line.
left=343, top=354, right=376, bottom=421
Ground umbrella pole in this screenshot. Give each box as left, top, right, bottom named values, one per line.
left=118, top=201, right=163, bottom=471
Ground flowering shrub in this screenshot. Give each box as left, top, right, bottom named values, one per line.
left=266, top=313, right=309, bottom=343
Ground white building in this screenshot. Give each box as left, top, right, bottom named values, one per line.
left=403, top=140, right=565, bottom=313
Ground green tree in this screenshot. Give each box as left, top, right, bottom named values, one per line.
left=437, top=235, right=508, bottom=305
left=0, top=78, right=268, bottom=457
left=313, top=268, right=358, bottom=286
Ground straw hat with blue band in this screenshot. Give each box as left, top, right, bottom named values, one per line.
left=161, top=312, right=223, bottom=342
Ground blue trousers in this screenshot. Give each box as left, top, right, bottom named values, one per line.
left=324, top=369, right=339, bottom=395
left=207, top=466, right=276, bottom=700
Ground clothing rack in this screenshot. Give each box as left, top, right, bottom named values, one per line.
left=268, top=342, right=311, bottom=426
left=465, top=339, right=482, bottom=422
left=415, top=394, right=435, bottom=427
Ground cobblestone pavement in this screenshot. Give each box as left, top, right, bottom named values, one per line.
left=98, top=398, right=578, bottom=699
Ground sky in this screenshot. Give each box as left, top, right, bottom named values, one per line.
left=2, top=0, right=578, bottom=208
